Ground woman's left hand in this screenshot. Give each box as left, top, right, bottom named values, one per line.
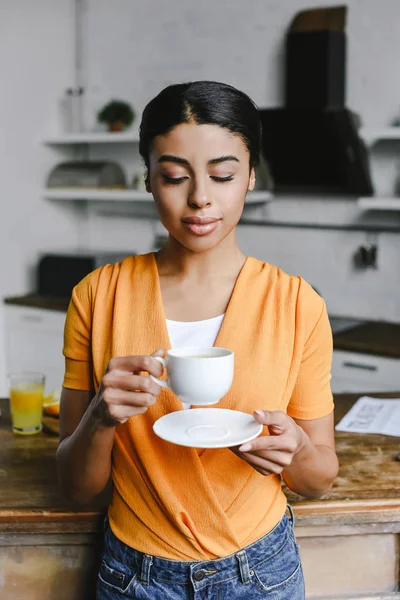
left=231, top=410, right=306, bottom=476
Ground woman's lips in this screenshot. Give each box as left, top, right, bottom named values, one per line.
left=181, top=217, right=221, bottom=236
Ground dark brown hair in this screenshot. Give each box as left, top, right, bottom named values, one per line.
left=139, top=81, right=262, bottom=171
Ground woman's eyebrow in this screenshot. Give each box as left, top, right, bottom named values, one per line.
left=157, top=155, right=240, bottom=166
left=208, top=155, right=239, bottom=165
left=157, top=155, right=190, bottom=165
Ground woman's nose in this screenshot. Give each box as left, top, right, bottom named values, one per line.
left=188, top=180, right=211, bottom=208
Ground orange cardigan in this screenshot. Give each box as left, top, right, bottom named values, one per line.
left=63, top=253, right=334, bottom=560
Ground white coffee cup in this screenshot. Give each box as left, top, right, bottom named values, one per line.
left=150, top=347, right=234, bottom=406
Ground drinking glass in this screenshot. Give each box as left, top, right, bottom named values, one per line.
left=8, top=371, right=45, bottom=435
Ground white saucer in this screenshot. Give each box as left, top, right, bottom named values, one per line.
left=153, top=408, right=263, bottom=448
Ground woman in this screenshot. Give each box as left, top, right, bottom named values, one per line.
left=57, top=81, right=339, bottom=599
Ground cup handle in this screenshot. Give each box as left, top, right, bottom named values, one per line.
left=149, top=356, right=170, bottom=389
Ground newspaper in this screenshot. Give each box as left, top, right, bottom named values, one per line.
left=335, top=396, right=400, bottom=437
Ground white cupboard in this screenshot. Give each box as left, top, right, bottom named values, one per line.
left=331, top=349, right=400, bottom=394
left=4, top=305, right=66, bottom=394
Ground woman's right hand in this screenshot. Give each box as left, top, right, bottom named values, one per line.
left=93, top=349, right=165, bottom=427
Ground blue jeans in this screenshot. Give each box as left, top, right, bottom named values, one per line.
left=96, top=509, right=305, bottom=599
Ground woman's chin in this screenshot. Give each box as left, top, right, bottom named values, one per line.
left=180, top=229, right=234, bottom=253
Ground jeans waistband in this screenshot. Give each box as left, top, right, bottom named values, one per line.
left=104, top=507, right=294, bottom=587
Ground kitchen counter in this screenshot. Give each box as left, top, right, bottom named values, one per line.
left=1, top=393, right=400, bottom=599
left=3, top=293, right=70, bottom=312
left=332, top=319, right=400, bottom=359
left=2, top=394, right=399, bottom=522
left=5, top=294, right=400, bottom=359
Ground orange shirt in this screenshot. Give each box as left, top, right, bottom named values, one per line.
left=63, top=253, right=334, bottom=560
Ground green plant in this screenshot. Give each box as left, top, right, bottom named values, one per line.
left=97, top=100, right=135, bottom=128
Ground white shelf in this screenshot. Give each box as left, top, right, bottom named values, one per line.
left=359, top=127, right=400, bottom=146
left=45, top=128, right=400, bottom=148
left=43, top=188, right=273, bottom=204
left=43, top=188, right=152, bottom=201
left=43, top=130, right=139, bottom=145
left=358, top=197, right=400, bottom=211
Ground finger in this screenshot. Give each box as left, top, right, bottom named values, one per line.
left=107, top=355, right=164, bottom=378
left=238, top=451, right=285, bottom=475
left=253, top=410, right=290, bottom=433
left=231, top=444, right=293, bottom=467
left=243, top=449, right=294, bottom=467
left=151, top=348, right=167, bottom=358
left=103, top=372, right=161, bottom=396
left=102, top=387, right=157, bottom=409
left=238, top=434, right=297, bottom=454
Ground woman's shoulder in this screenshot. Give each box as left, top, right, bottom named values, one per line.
left=72, top=253, right=152, bottom=301
left=248, top=255, right=299, bottom=289
left=249, top=256, right=325, bottom=319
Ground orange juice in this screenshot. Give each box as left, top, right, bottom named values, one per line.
left=9, top=383, right=44, bottom=434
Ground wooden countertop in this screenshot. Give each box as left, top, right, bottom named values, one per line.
left=0, top=398, right=101, bottom=534
left=1, top=394, right=400, bottom=534
left=3, top=294, right=70, bottom=312
left=285, top=392, right=400, bottom=529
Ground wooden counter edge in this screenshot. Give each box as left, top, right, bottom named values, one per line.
left=0, top=510, right=101, bottom=523
left=1, top=498, right=399, bottom=533
left=0, top=510, right=103, bottom=535
left=1, top=498, right=399, bottom=520
left=292, top=498, right=400, bottom=516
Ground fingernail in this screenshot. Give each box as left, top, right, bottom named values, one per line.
left=239, top=444, right=251, bottom=452
left=254, top=410, right=264, bottom=417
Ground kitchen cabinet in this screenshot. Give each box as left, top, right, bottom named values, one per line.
left=4, top=305, right=66, bottom=394
left=331, top=349, right=400, bottom=393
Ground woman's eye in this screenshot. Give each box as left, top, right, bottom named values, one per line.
left=211, top=175, right=234, bottom=182
left=163, top=175, right=187, bottom=184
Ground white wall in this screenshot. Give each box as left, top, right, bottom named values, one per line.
left=237, top=224, right=400, bottom=321
left=78, top=0, right=400, bottom=320
left=0, top=0, right=80, bottom=394
left=82, top=0, right=400, bottom=129
left=2, top=0, right=400, bottom=391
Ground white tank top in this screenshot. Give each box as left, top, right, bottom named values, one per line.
left=166, top=314, right=225, bottom=409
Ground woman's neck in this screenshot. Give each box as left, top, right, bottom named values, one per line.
left=155, top=231, right=246, bottom=280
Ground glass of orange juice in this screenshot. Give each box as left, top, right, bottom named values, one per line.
left=8, top=371, right=45, bottom=435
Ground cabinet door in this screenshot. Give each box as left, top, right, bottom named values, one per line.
left=5, top=306, right=66, bottom=393
left=330, top=377, right=398, bottom=394
left=331, top=350, right=400, bottom=393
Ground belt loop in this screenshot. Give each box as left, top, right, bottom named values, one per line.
left=287, top=503, right=295, bottom=527
left=103, top=514, right=109, bottom=534
left=140, top=554, right=153, bottom=585
left=236, top=550, right=251, bottom=585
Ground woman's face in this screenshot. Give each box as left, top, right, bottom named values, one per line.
left=146, top=122, right=255, bottom=252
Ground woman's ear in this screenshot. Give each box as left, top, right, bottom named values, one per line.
left=145, top=173, right=151, bottom=193
left=248, top=166, right=256, bottom=191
